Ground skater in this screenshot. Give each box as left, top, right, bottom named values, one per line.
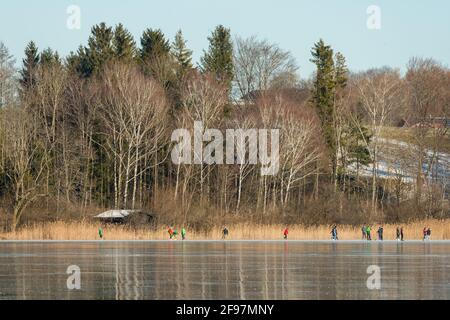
left=331, top=225, right=338, bottom=240
left=426, top=227, right=431, bottom=240
left=423, top=227, right=427, bottom=241
left=222, top=226, right=229, bottom=240
left=98, top=227, right=103, bottom=240
left=377, top=226, right=383, bottom=241
left=362, top=225, right=367, bottom=240
left=283, top=227, right=289, bottom=240
left=168, top=226, right=174, bottom=240
left=181, top=227, right=186, bottom=240
left=396, top=227, right=401, bottom=241
left=366, top=225, right=372, bottom=241
left=400, top=227, right=404, bottom=241
left=172, top=229, right=179, bottom=240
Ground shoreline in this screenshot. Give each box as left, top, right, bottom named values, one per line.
left=1, top=219, right=450, bottom=241
left=1, top=239, right=450, bottom=243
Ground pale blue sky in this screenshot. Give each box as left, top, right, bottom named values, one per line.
left=1, top=0, right=449, bottom=77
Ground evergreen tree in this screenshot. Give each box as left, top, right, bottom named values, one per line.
left=20, top=41, right=40, bottom=92
left=171, top=30, right=193, bottom=78
left=311, top=39, right=336, bottom=171
left=67, top=46, right=91, bottom=77
left=139, top=28, right=174, bottom=88
left=200, top=25, right=234, bottom=91
left=85, top=22, right=114, bottom=76
left=40, top=48, right=61, bottom=67
left=334, top=52, right=348, bottom=90
left=113, top=23, right=136, bottom=63
left=344, top=119, right=372, bottom=179
left=140, top=28, right=170, bottom=63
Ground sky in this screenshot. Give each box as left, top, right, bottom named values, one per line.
left=0, top=0, right=449, bottom=77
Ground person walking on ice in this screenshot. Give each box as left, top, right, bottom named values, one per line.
left=168, top=226, right=174, bottom=240
left=366, top=225, right=372, bottom=240
left=283, top=227, right=289, bottom=240
left=222, top=226, right=229, bottom=240
left=331, top=225, right=338, bottom=240
left=377, top=226, right=383, bottom=241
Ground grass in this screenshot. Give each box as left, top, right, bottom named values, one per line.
left=380, top=126, right=450, bottom=153
left=1, top=219, right=450, bottom=240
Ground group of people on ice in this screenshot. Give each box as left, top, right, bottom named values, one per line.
left=97, top=224, right=434, bottom=241
left=361, top=225, right=384, bottom=241
left=167, top=226, right=187, bottom=240
left=166, top=226, right=230, bottom=240
left=282, top=225, right=433, bottom=241
left=423, top=227, right=432, bottom=240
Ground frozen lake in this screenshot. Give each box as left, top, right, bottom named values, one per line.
left=0, top=241, right=449, bottom=300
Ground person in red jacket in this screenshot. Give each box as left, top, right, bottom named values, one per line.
left=283, top=227, right=289, bottom=240
left=168, top=226, right=174, bottom=240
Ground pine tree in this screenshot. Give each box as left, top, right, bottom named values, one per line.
left=310, top=39, right=337, bottom=180
left=85, top=22, right=114, bottom=76
left=20, top=41, right=40, bottom=92
left=139, top=28, right=174, bottom=87
left=140, top=28, right=170, bottom=63
left=344, top=120, right=372, bottom=180
left=40, top=48, right=61, bottom=67
left=171, top=30, right=193, bottom=79
left=113, top=23, right=136, bottom=63
left=200, top=25, right=234, bottom=91
left=334, top=52, right=348, bottom=90
left=67, top=46, right=91, bottom=77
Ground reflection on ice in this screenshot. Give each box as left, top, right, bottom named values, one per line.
left=0, top=241, right=449, bottom=300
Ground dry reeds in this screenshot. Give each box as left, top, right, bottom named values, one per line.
left=1, top=219, right=449, bottom=241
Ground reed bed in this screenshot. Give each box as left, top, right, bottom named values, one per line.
left=1, top=219, right=450, bottom=241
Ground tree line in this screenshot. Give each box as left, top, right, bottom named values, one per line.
left=1, top=23, right=450, bottom=231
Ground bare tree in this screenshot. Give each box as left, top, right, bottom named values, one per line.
left=100, top=63, right=168, bottom=209
left=353, top=68, right=404, bottom=214
left=179, top=72, right=228, bottom=200
left=0, top=42, right=17, bottom=107
left=278, top=101, right=322, bottom=207
left=0, top=107, right=47, bottom=230
left=234, top=36, right=299, bottom=99
left=406, top=58, right=450, bottom=203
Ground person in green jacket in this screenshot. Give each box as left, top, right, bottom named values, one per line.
left=366, top=226, right=372, bottom=240
left=181, top=227, right=186, bottom=240
left=98, top=227, right=103, bottom=240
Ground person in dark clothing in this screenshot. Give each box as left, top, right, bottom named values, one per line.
left=396, top=227, right=401, bottom=241
left=331, top=225, right=338, bottom=240
left=222, top=227, right=229, bottom=240
left=377, top=226, right=383, bottom=241
left=426, top=227, right=431, bottom=240
left=400, top=227, right=404, bottom=241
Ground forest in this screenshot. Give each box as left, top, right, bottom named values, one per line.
left=1, top=22, right=450, bottom=232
